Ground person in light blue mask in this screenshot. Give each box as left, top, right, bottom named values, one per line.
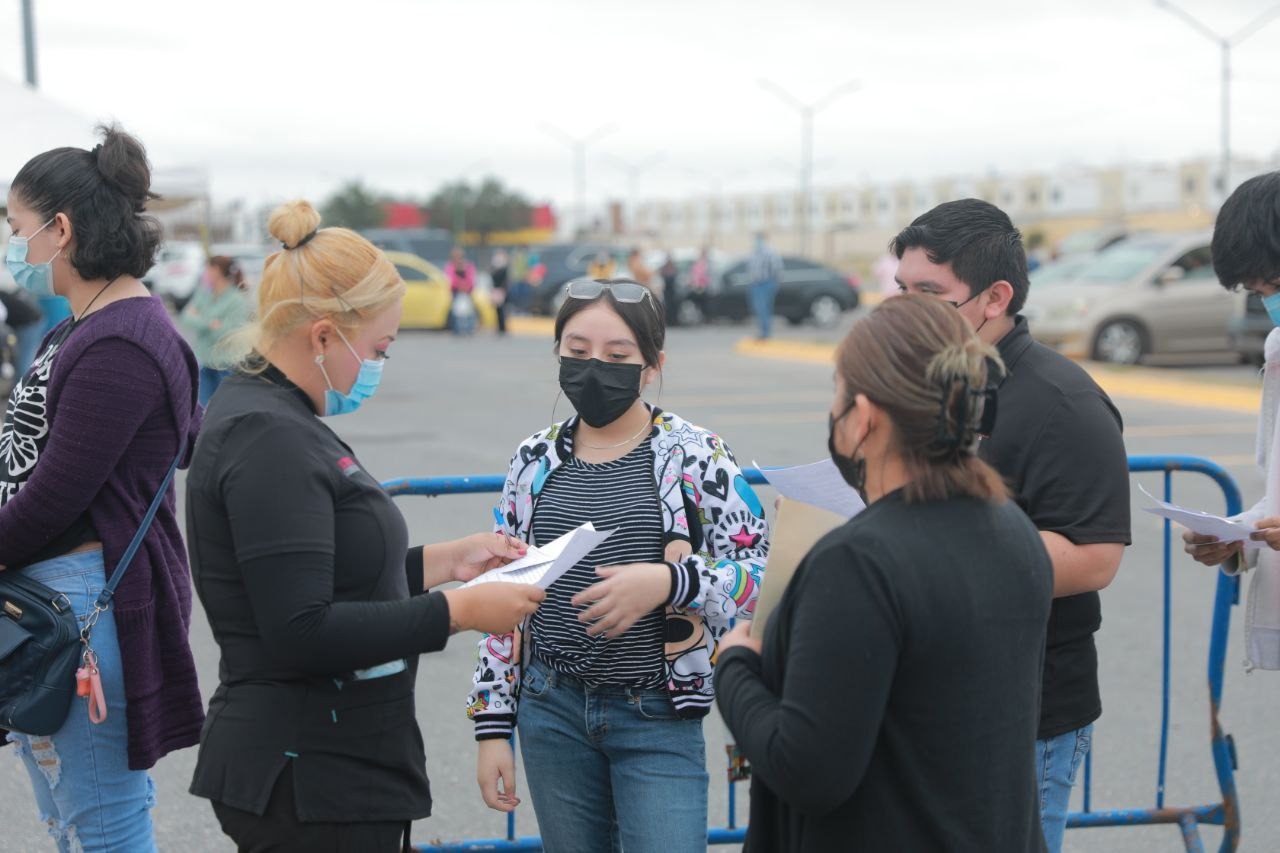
left=185, top=199, right=546, bottom=852
left=5, top=196, right=75, bottom=334
left=1185, top=172, right=1280, bottom=673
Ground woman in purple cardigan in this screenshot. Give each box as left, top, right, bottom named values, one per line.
left=1, top=126, right=202, bottom=851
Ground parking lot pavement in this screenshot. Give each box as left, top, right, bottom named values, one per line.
left=2, top=323, right=1277, bottom=852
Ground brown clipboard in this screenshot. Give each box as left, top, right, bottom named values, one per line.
left=750, top=497, right=847, bottom=638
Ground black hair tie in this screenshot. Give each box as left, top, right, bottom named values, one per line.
left=284, top=230, right=318, bottom=251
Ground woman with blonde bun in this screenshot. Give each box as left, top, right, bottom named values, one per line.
left=185, top=200, right=545, bottom=852
left=716, top=295, right=1054, bottom=852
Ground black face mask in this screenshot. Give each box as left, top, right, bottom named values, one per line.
left=827, top=405, right=866, bottom=499
left=559, top=357, right=644, bottom=428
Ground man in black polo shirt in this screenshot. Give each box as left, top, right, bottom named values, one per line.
left=892, top=199, right=1131, bottom=853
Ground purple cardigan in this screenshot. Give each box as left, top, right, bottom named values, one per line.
left=0, top=296, right=204, bottom=769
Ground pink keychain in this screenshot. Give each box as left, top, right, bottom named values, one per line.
left=75, top=648, right=107, bottom=724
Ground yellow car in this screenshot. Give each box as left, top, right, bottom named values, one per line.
left=384, top=251, right=498, bottom=330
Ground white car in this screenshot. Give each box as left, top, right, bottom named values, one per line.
left=143, top=242, right=206, bottom=309
left=211, top=243, right=273, bottom=289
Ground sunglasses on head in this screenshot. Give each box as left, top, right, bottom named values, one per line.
left=565, top=278, right=658, bottom=314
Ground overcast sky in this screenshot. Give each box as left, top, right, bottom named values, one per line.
left=6, top=0, right=1280, bottom=207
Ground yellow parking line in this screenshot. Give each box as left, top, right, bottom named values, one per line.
left=735, top=338, right=1264, bottom=415
left=1087, top=368, right=1260, bottom=415
left=1124, top=422, right=1256, bottom=438
left=508, top=316, right=557, bottom=337
left=735, top=338, right=837, bottom=364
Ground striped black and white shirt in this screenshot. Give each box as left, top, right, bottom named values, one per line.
left=530, top=437, right=666, bottom=688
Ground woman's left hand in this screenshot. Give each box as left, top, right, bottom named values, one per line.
left=717, top=621, right=762, bottom=656
left=573, top=563, right=671, bottom=639
left=451, top=533, right=528, bottom=583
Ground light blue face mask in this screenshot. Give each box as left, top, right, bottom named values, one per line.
left=316, top=329, right=384, bottom=417
left=1263, top=291, right=1280, bottom=328
left=5, top=219, right=60, bottom=297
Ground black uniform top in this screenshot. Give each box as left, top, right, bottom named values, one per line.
left=717, top=491, right=1053, bottom=853
left=980, top=317, right=1131, bottom=739
left=185, top=365, right=451, bottom=822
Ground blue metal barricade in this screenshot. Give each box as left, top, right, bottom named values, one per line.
left=385, top=455, right=1242, bottom=852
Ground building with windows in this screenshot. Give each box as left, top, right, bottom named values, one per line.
left=617, top=154, right=1280, bottom=273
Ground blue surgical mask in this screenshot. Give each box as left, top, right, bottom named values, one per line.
left=316, top=329, right=384, bottom=417
left=1264, top=292, right=1280, bottom=328
left=5, top=219, right=60, bottom=297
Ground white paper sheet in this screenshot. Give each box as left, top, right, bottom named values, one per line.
left=1138, top=485, right=1254, bottom=543
left=460, top=523, right=616, bottom=589
left=754, top=458, right=866, bottom=519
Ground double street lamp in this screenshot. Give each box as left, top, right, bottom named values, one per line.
left=1154, top=1, right=1280, bottom=204
left=758, top=78, right=860, bottom=256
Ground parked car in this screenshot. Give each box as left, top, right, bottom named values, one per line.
left=1055, top=225, right=1131, bottom=256
left=1229, top=291, right=1269, bottom=366
left=703, top=256, right=859, bottom=327
left=1023, top=231, right=1244, bottom=364
left=384, top=251, right=498, bottom=331
left=1028, top=253, right=1097, bottom=288
left=211, top=242, right=272, bottom=289
left=524, top=244, right=627, bottom=315
left=362, top=228, right=454, bottom=266
left=549, top=247, right=730, bottom=326
left=143, top=242, right=206, bottom=309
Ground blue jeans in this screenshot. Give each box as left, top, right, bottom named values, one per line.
left=750, top=279, right=778, bottom=339
left=1036, top=724, right=1092, bottom=853
left=516, top=659, right=708, bottom=853
left=197, top=365, right=230, bottom=408
left=7, top=550, right=158, bottom=853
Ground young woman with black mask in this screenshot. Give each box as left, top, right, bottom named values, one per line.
left=467, top=278, right=770, bottom=853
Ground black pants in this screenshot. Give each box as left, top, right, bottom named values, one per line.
left=212, top=766, right=411, bottom=852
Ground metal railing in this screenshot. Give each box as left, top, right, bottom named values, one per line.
left=385, top=455, right=1242, bottom=852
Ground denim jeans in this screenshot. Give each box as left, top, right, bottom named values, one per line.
left=1036, top=724, right=1093, bottom=853
left=7, top=550, right=158, bottom=853
left=750, top=280, right=778, bottom=339
left=516, top=658, right=708, bottom=853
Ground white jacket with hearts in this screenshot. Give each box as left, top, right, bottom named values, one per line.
left=466, top=408, right=770, bottom=739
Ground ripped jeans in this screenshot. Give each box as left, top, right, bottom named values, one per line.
left=7, top=549, right=157, bottom=853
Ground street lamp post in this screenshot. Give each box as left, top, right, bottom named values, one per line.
left=758, top=78, right=859, bottom=255
left=540, top=122, right=618, bottom=238
left=605, top=153, right=664, bottom=235
left=1154, top=0, right=1280, bottom=204
left=685, top=168, right=746, bottom=249
left=22, top=0, right=38, bottom=87
left=448, top=158, right=490, bottom=238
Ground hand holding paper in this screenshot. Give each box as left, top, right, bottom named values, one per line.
left=460, top=523, right=615, bottom=590
left=1139, top=486, right=1253, bottom=543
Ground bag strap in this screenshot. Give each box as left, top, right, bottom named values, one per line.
left=80, top=447, right=184, bottom=639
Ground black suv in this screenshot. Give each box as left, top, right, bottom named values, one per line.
left=707, top=256, right=860, bottom=327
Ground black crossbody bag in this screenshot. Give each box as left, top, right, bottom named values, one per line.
left=0, top=449, right=182, bottom=735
